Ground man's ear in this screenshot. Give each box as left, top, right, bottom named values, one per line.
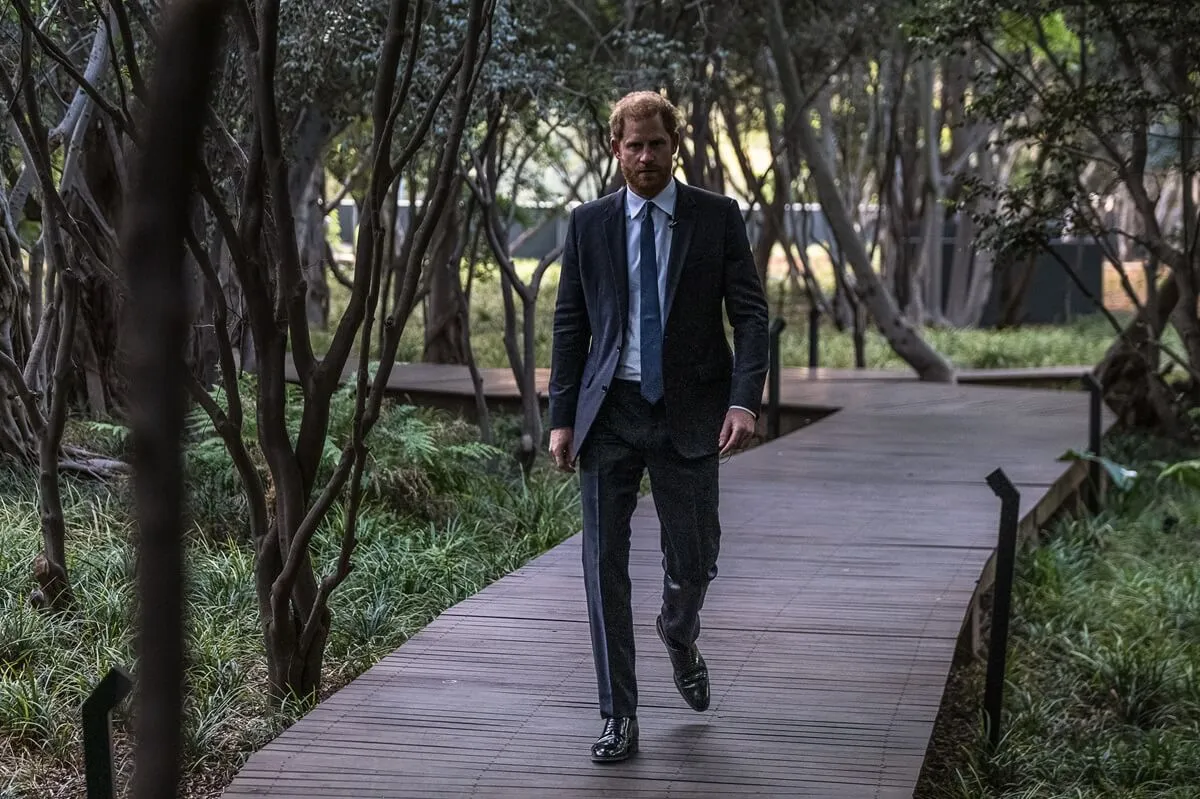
left=610, top=137, right=621, bottom=158
left=670, top=132, right=680, bottom=154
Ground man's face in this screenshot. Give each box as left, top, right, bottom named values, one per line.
left=611, top=114, right=678, bottom=198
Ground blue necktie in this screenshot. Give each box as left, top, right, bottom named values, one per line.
left=639, top=203, right=664, bottom=404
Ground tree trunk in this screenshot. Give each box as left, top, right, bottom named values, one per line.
left=297, top=166, right=330, bottom=329
left=187, top=213, right=221, bottom=387
left=65, top=117, right=127, bottom=417
left=955, top=213, right=997, bottom=328
left=942, top=123, right=1003, bottom=329
left=766, top=12, right=956, bottom=381
left=518, top=292, right=542, bottom=476
left=915, top=186, right=945, bottom=324
left=289, top=109, right=333, bottom=331
left=218, top=238, right=257, bottom=373
left=752, top=202, right=779, bottom=293
left=36, top=277, right=79, bottom=612
left=915, top=62, right=949, bottom=326
left=423, top=184, right=469, bottom=363
left=256, top=313, right=328, bottom=700
left=0, top=209, right=37, bottom=463
left=29, top=241, right=44, bottom=336
left=892, top=70, right=923, bottom=317
left=459, top=237, right=493, bottom=444
left=942, top=211, right=974, bottom=326
left=1097, top=272, right=1182, bottom=433
left=830, top=259, right=855, bottom=331
left=121, top=7, right=227, bottom=790
left=227, top=0, right=493, bottom=706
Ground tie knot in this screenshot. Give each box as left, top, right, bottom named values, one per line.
left=642, top=202, right=657, bottom=222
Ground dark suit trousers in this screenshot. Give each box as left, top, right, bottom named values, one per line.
left=579, top=379, right=721, bottom=719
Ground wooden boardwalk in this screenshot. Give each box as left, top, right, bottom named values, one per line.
left=225, top=369, right=1099, bottom=798
left=292, top=362, right=1093, bottom=406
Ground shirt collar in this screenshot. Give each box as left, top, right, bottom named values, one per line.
left=625, top=177, right=677, bottom=219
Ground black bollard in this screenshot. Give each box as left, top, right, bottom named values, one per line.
left=1082, top=373, right=1104, bottom=506
left=768, top=317, right=786, bottom=440
left=983, top=468, right=1020, bottom=750
left=83, top=665, right=134, bottom=799
left=807, top=307, right=820, bottom=369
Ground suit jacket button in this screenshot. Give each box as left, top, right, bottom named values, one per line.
left=601, top=385, right=608, bottom=392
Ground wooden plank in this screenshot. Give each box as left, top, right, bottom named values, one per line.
left=224, top=366, right=1103, bottom=798
left=280, top=358, right=1095, bottom=400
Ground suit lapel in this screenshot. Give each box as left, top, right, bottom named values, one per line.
left=603, top=188, right=629, bottom=323
left=664, top=184, right=696, bottom=321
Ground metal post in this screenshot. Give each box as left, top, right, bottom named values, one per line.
left=768, top=317, right=786, bottom=440
left=1082, top=373, right=1103, bottom=501
left=83, top=666, right=134, bottom=799
left=853, top=305, right=866, bottom=369
left=983, top=468, right=1020, bottom=750
left=807, top=307, right=820, bottom=369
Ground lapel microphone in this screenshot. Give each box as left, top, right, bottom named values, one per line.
left=668, top=215, right=678, bottom=229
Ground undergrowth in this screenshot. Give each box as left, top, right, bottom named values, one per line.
left=918, top=433, right=1200, bottom=798
left=0, top=393, right=579, bottom=799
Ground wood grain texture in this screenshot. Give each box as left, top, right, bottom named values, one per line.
left=224, top=365, right=1107, bottom=798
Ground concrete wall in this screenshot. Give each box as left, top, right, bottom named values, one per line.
left=904, top=219, right=1105, bottom=326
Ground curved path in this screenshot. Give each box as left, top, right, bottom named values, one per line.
left=224, top=369, right=1100, bottom=798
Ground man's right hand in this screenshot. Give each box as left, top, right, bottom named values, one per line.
left=549, top=427, right=575, bottom=473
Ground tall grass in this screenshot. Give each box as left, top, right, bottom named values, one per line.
left=919, top=433, right=1200, bottom=798
left=0, top=401, right=580, bottom=799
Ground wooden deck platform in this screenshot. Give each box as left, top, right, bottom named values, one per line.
left=289, top=362, right=1094, bottom=405
left=225, top=368, right=1102, bottom=798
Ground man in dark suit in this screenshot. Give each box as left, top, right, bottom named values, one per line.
left=548, top=90, right=769, bottom=762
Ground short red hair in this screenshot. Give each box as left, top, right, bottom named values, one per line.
left=609, top=90, right=680, bottom=143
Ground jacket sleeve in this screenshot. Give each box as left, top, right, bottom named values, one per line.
left=721, top=198, right=770, bottom=415
left=548, top=207, right=590, bottom=430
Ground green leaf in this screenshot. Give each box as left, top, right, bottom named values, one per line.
left=1058, top=449, right=1140, bottom=491
left=996, top=11, right=1080, bottom=61
left=1155, top=460, right=1200, bottom=491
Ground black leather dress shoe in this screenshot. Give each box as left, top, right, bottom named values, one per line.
left=591, top=716, right=638, bottom=762
left=656, top=615, right=710, bottom=711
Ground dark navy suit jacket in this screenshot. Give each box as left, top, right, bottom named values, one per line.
left=549, top=182, right=769, bottom=460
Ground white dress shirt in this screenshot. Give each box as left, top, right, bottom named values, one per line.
left=614, top=178, right=755, bottom=420
left=616, top=179, right=676, bottom=380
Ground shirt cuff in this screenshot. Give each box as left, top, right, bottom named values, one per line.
left=729, top=405, right=757, bottom=419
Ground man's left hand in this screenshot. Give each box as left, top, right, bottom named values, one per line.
left=718, top=408, right=756, bottom=456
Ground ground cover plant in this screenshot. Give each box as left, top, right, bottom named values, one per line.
left=917, top=432, right=1200, bottom=798
left=0, top=389, right=579, bottom=799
